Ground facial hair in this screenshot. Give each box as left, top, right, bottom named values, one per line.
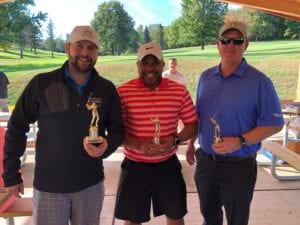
left=140, top=70, right=162, bottom=90
left=70, top=56, right=96, bottom=73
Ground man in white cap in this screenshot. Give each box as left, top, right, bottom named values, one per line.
left=114, top=42, right=198, bottom=225
left=187, top=13, right=284, bottom=225
left=3, top=25, right=124, bottom=225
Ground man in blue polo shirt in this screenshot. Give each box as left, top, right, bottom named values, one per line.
left=186, top=14, right=284, bottom=225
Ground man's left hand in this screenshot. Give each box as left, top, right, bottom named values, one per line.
left=212, top=136, right=240, bottom=154
left=83, top=136, right=108, bottom=157
left=152, top=135, right=175, bottom=155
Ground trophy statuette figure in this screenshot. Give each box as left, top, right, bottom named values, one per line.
left=151, top=117, right=160, bottom=145
left=211, top=117, right=221, bottom=144
left=86, top=102, right=102, bottom=144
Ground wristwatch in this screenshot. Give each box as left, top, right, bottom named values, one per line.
left=174, top=136, right=181, bottom=146
left=238, top=135, right=247, bottom=147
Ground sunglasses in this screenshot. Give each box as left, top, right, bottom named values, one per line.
left=219, top=37, right=246, bottom=45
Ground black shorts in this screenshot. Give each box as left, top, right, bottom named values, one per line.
left=114, top=154, right=187, bottom=223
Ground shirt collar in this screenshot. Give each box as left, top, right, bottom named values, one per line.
left=64, top=66, right=91, bottom=95
left=214, top=58, right=248, bottom=78
left=135, top=77, right=169, bottom=90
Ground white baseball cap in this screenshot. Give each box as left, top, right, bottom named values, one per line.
left=138, top=42, right=162, bottom=61
left=68, top=26, right=100, bottom=48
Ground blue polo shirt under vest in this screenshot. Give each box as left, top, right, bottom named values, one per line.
left=64, top=66, right=90, bottom=95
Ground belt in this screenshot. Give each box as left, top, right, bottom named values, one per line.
left=202, top=150, right=256, bottom=163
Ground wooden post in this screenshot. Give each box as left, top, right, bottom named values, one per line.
left=296, top=62, right=300, bottom=101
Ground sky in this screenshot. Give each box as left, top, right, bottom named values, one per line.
left=31, top=0, right=182, bottom=38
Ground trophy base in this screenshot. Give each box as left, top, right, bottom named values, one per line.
left=87, top=127, right=103, bottom=145
left=153, top=136, right=160, bottom=145
left=87, top=136, right=103, bottom=145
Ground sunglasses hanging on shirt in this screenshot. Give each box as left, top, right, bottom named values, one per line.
left=219, top=37, right=246, bottom=45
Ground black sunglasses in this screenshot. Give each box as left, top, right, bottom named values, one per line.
left=219, top=37, right=246, bottom=45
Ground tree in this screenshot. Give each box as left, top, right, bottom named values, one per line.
left=148, top=24, right=165, bottom=48
left=29, top=12, right=48, bottom=54
left=0, top=4, right=13, bottom=51
left=181, top=0, right=227, bottom=49
left=143, top=26, right=151, bottom=43
left=136, top=25, right=144, bottom=46
left=12, top=11, right=32, bottom=58
left=268, top=15, right=286, bottom=40
left=164, top=18, right=188, bottom=49
left=55, top=37, right=66, bottom=53
left=0, top=0, right=34, bottom=58
left=249, top=10, right=286, bottom=41
left=0, top=0, right=47, bottom=56
left=91, top=1, right=135, bottom=55
left=157, top=24, right=165, bottom=49
left=47, top=19, right=55, bottom=58
left=0, top=40, right=12, bottom=51
left=285, top=20, right=300, bottom=39
left=148, top=24, right=159, bottom=42
left=127, top=29, right=139, bottom=53
left=0, top=0, right=35, bottom=40
left=227, top=7, right=298, bottom=41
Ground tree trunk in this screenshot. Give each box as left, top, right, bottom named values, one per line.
left=20, top=47, right=23, bottom=59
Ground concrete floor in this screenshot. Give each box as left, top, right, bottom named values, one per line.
left=2, top=146, right=300, bottom=225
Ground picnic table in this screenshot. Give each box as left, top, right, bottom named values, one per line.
left=263, top=108, right=300, bottom=180
left=0, top=187, right=32, bottom=225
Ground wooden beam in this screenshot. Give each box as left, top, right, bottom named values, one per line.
left=0, top=197, right=32, bottom=217
left=0, top=0, right=14, bottom=3
left=297, top=62, right=300, bottom=101
left=216, top=0, right=300, bottom=21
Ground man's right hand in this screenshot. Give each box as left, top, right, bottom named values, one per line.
left=186, top=139, right=196, bottom=165
left=186, top=145, right=196, bottom=165
left=7, top=183, right=24, bottom=198
left=140, top=139, right=161, bottom=156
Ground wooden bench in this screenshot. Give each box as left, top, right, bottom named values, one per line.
left=262, top=140, right=300, bottom=180
left=0, top=197, right=32, bottom=225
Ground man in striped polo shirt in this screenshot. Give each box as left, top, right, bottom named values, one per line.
left=114, top=42, right=198, bottom=225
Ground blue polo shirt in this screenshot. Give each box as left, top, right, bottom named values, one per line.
left=196, top=58, right=284, bottom=157
left=64, top=67, right=90, bottom=95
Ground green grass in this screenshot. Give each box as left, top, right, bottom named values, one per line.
left=0, top=40, right=299, bottom=105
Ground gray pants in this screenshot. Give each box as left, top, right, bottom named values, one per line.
left=33, top=181, right=105, bottom=225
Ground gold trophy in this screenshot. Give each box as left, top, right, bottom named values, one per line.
left=211, top=110, right=222, bottom=143
left=151, top=117, right=160, bottom=145
left=86, top=102, right=102, bottom=144
left=211, top=117, right=221, bottom=143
